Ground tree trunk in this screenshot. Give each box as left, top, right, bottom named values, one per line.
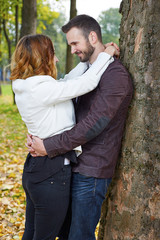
left=98, top=1, right=160, bottom=239
left=15, top=4, right=19, bottom=45
left=20, top=0, right=37, bottom=38
left=65, top=0, right=77, bottom=73
left=12, top=4, right=19, bottom=104
left=2, top=19, right=11, bottom=62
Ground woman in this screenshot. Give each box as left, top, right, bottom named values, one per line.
left=10, top=34, right=116, bottom=239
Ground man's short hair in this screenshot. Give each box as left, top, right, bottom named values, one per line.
left=62, top=14, right=102, bottom=42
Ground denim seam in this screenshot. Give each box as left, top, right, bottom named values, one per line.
left=93, top=178, right=97, bottom=197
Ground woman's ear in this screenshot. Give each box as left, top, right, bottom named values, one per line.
left=88, top=31, right=98, bottom=44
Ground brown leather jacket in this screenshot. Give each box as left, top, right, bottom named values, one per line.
left=44, top=58, right=133, bottom=178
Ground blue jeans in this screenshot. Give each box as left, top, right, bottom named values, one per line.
left=59, top=172, right=112, bottom=240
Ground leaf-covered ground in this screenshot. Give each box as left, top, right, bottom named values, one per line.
left=0, top=86, right=28, bottom=240
left=0, top=84, right=99, bottom=240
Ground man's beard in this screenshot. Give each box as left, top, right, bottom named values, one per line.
left=76, top=41, right=95, bottom=62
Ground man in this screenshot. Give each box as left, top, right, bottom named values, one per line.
left=28, top=15, right=133, bottom=240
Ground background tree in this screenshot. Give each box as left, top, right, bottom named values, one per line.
left=98, top=0, right=160, bottom=239
left=20, top=0, right=37, bottom=38
left=98, top=8, right=121, bottom=45
left=65, top=0, right=77, bottom=73
left=0, top=0, right=21, bottom=98
left=15, top=2, right=19, bottom=45
left=0, top=0, right=20, bottom=64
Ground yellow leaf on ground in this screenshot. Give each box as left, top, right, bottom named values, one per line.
left=8, top=173, right=16, bottom=178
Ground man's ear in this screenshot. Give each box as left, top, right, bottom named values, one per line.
left=88, top=31, right=98, bottom=44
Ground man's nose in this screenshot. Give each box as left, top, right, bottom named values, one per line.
left=71, top=46, right=76, bottom=54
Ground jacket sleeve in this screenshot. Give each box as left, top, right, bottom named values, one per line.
left=32, top=53, right=113, bottom=105
left=44, top=62, right=132, bottom=158
left=59, top=62, right=88, bottom=81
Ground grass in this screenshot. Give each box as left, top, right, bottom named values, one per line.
left=0, top=84, right=27, bottom=153
left=1, top=83, right=13, bottom=96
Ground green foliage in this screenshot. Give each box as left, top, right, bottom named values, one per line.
left=0, top=0, right=20, bottom=17
left=98, top=8, right=121, bottom=44
left=37, top=0, right=60, bottom=33
left=0, top=0, right=23, bottom=66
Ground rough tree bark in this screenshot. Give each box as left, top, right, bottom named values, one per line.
left=65, top=0, right=77, bottom=73
left=20, top=0, right=37, bottom=38
left=98, top=0, right=160, bottom=239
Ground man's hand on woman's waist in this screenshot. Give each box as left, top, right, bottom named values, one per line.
left=26, top=134, right=47, bottom=157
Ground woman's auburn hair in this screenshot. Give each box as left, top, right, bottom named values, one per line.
left=10, top=34, right=57, bottom=80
